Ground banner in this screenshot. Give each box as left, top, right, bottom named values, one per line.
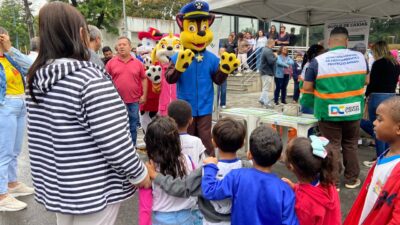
left=324, top=17, right=370, bottom=49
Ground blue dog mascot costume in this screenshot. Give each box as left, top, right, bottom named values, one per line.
left=166, top=0, right=239, bottom=156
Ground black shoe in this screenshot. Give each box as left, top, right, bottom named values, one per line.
left=258, top=100, right=265, bottom=106
left=274, top=102, right=279, bottom=105
left=281, top=101, right=287, bottom=104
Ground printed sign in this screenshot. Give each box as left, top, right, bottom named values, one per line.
left=329, top=102, right=361, bottom=117
left=324, top=17, right=370, bottom=49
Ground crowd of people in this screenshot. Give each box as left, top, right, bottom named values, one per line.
left=0, top=1, right=400, bottom=225
left=218, top=25, right=299, bottom=108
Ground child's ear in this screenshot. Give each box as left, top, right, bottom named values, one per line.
left=247, top=151, right=253, bottom=160
left=189, top=117, right=193, bottom=125
left=287, top=163, right=295, bottom=172
left=395, top=122, right=400, bottom=136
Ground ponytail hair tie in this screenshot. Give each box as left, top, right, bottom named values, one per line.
left=310, top=135, right=329, bottom=159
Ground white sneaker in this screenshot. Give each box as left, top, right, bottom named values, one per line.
left=363, top=160, right=376, bottom=168
left=221, top=105, right=227, bottom=109
left=9, top=182, right=34, bottom=197
left=345, top=178, right=361, bottom=189
left=0, top=194, right=27, bottom=211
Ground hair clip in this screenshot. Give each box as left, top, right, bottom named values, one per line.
left=310, top=135, right=329, bottom=159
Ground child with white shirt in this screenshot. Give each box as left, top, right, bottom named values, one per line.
left=145, top=117, right=197, bottom=225
left=344, top=96, right=400, bottom=225
left=145, top=117, right=251, bottom=224
left=168, top=100, right=206, bottom=167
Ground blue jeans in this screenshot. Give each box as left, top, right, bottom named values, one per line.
left=126, top=102, right=139, bottom=146
left=293, top=78, right=300, bottom=101
left=255, top=48, right=262, bottom=70
left=191, top=209, right=203, bottom=225
left=0, top=97, right=26, bottom=194
left=274, top=75, right=290, bottom=103
left=153, top=209, right=193, bottom=225
left=364, top=93, right=395, bottom=157
left=301, top=106, right=314, bottom=114
left=360, top=119, right=374, bottom=137
left=217, top=80, right=227, bottom=106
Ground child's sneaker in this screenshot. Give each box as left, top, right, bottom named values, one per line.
left=345, top=178, right=361, bottom=189
left=9, top=182, right=34, bottom=197
left=0, top=195, right=27, bottom=211
left=363, top=159, right=376, bottom=168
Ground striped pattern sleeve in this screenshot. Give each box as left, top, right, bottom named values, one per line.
left=81, top=73, right=147, bottom=184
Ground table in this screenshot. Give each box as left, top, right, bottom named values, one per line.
left=218, top=108, right=276, bottom=151
left=259, top=113, right=318, bottom=157
left=218, top=108, right=318, bottom=154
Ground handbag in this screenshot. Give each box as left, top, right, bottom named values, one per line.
left=283, top=66, right=293, bottom=76
left=283, top=103, right=302, bottom=116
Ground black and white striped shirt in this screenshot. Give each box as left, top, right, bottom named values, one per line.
left=26, top=59, right=147, bottom=214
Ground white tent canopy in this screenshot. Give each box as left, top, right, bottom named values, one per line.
left=208, top=0, right=400, bottom=26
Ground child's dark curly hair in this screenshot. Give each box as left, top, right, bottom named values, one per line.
left=145, top=117, right=186, bottom=178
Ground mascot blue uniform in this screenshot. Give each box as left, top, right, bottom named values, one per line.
left=166, top=0, right=239, bottom=156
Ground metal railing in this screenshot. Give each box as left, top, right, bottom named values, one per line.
left=237, top=46, right=308, bottom=89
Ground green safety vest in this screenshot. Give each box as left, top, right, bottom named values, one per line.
left=313, top=46, right=367, bottom=121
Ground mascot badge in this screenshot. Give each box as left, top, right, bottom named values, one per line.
left=165, top=0, right=239, bottom=156
left=146, top=32, right=181, bottom=116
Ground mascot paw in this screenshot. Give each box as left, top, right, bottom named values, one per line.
left=146, top=65, right=162, bottom=84
left=175, top=49, right=194, bottom=73
left=143, top=57, right=152, bottom=70
left=219, top=52, right=240, bottom=75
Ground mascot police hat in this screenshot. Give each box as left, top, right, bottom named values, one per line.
left=179, top=0, right=211, bottom=19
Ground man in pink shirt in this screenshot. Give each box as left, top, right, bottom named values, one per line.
left=106, top=36, right=148, bottom=146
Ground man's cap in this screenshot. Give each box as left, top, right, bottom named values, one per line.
left=330, top=27, right=349, bottom=37
left=180, top=0, right=211, bottom=19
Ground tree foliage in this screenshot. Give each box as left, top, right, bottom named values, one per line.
left=0, top=0, right=30, bottom=51
left=369, top=18, right=400, bottom=44
left=126, top=0, right=188, bottom=20
left=298, top=25, right=324, bottom=46
left=50, top=0, right=122, bottom=34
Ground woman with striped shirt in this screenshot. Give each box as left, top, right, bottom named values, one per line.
left=26, top=2, right=150, bottom=225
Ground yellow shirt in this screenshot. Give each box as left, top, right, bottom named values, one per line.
left=0, top=56, right=24, bottom=95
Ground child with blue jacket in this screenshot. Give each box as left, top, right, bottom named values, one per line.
left=201, top=126, right=299, bottom=225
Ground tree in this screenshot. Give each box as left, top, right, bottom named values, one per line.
left=299, top=25, right=324, bottom=46
left=126, top=0, right=188, bottom=20
left=50, top=0, right=122, bottom=34
left=0, top=0, right=30, bottom=51
left=369, top=18, right=400, bottom=44
left=22, top=0, right=35, bottom=39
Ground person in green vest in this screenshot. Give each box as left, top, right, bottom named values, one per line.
left=299, top=44, right=325, bottom=114
left=303, top=27, right=369, bottom=190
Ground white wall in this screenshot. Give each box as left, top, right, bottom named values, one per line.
left=101, top=17, right=180, bottom=50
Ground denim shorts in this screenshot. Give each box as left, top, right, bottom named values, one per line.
left=152, top=209, right=194, bottom=225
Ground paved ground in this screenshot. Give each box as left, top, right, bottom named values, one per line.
left=0, top=91, right=376, bottom=225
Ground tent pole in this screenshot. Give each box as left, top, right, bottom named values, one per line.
left=306, top=10, right=311, bottom=48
